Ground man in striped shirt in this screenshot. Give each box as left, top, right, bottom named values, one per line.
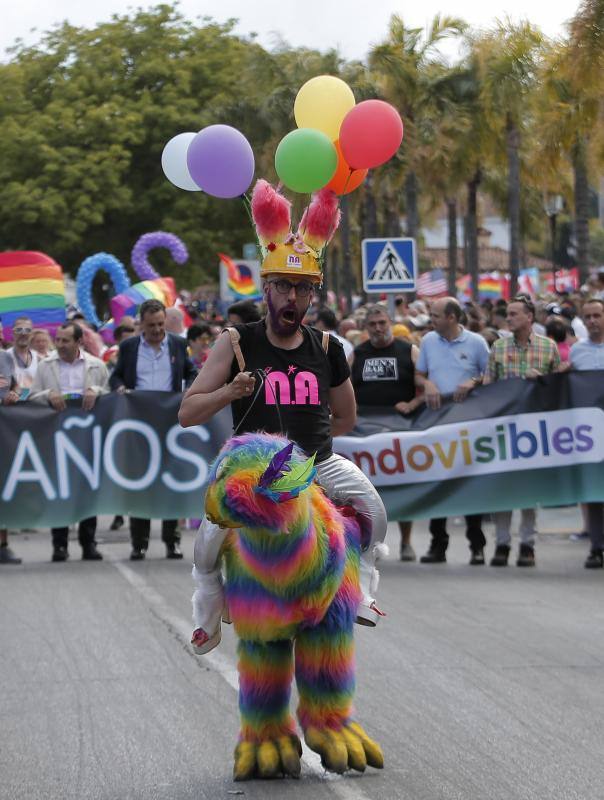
left=488, top=302, right=560, bottom=380
left=486, top=296, right=560, bottom=567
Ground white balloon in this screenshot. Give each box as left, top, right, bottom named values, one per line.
left=161, top=132, right=202, bottom=192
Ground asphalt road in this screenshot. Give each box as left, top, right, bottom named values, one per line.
left=1, top=508, right=602, bottom=800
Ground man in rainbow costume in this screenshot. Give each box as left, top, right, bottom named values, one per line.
left=179, top=180, right=387, bottom=777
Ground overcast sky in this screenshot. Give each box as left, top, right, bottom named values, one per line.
left=1, top=0, right=580, bottom=61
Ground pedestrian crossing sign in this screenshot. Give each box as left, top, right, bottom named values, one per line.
left=362, top=238, right=417, bottom=292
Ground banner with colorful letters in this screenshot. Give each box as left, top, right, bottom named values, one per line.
left=1, top=373, right=603, bottom=527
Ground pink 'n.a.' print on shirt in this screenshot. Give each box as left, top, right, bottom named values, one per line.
left=264, top=366, right=319, bottom=405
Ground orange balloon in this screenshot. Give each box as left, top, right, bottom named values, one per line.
left=326, top=140, right=368, bottom=195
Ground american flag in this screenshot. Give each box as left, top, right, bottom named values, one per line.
left=417, top=269, right=448, bottom=297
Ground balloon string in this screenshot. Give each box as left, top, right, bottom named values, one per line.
left=340, top=167, right=354, bottom=196
left=241, top=194, right=264, bottom=261
left=241, top=193, right=253, bottom=226
left=300, top=195, right=311, bottom=238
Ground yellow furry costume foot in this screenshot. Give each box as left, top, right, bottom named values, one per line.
left=304, top=722, right=384, bottom=773
left=233, top=735, right=303, bottom=781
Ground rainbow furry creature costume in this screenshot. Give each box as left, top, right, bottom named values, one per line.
left=202, top=431, right=384, bottom=780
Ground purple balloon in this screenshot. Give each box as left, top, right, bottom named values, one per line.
left=131, top=231, right=188, bottom=281
left=187, top=125, right=255, bottom=199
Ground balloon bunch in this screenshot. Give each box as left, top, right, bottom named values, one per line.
left=75, top=253, right=131, bottom=328
left=131, top=231, right=188, bottom=281
left=162, top=126, right=255, bottom=198
left=278, top=75, right=404, bottom=195
left=75, top=233, right=189, bottom=338
left=161, top=76, right=403, bottom=200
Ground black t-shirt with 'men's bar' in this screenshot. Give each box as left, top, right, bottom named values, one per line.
left=351, top=338, right=415, bottom=407
left=229, top=321, right=350, bottom=463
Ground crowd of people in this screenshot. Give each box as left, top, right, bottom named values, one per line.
left=1, top=276, right=603, bottom=573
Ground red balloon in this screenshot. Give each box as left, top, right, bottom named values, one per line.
left=326, top=140, right=368, bottom=195
left=340, top=100, right=404, bottom=169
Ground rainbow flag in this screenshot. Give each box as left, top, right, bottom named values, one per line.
left=219, top=253, right=261, bottom=299
left=478, top=273, right=505, bottom=300
left=0, top=251, right=65, bottom=341
left=110, top=277, right=177, bottom=324
left=455, top=274, right=472, bottom=302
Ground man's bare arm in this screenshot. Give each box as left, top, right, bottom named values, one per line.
left=178, top=333, right=255, bottom=427
left=329, top=379, right=357, bottom=437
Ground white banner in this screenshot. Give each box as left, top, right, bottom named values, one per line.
left=334, top=408, right=604, bottom=487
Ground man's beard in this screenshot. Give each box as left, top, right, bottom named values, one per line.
left=267, top=293, right=305, bottom=337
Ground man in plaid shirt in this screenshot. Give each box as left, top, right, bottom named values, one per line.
left=486, top=296, right=560, bottom=567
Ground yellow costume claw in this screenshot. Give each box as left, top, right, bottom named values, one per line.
left=233, top=735, right=303, bottom=781
left=340, top=725, right=367, bottom=772
left=347, top=722, right=384, bottom=769
left=276, top=735, right=302, bottom=777
left=233, top=741, right=257, bottom=781
left=304, top=723, right=383, bottom=774
left=257, top=741, right=280, bottom=778
left=304, top=726, right=348, bottom=774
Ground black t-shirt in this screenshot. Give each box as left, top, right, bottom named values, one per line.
left=351, top=338, right=415, bottom=407
left=229, top=321, right=350, bottom=462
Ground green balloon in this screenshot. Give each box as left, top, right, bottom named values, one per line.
left=275, top=129, right=338, bottom=193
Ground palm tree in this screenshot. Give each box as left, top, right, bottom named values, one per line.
left=471, top=21, right=543, bottom=296
left=532, top=38, right=600, bottom=284
left=369, top=14, right=467, bottom=243
left=566, top=0, right=604, bottom=278
left=413, top=58, right=490, bottom=297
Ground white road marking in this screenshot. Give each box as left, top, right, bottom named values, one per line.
left=112, top=559, right=374, bottom=799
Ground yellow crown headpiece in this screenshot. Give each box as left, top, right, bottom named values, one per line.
left=251, top=180, right=341, bottom=286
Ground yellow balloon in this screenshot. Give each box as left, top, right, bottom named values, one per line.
left=294, top=75, right=355, bottom=141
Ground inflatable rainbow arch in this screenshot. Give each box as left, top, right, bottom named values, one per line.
left=0, top=251, right=65, bottom=341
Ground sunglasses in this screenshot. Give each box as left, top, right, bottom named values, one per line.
left=269, top=279, right=314, bottom=297
left=512, top=296, right=535, bottom=315
left=13, top=327, right=32, bottom=334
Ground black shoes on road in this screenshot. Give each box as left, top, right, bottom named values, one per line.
left=130, top=544, right=183, bottom=560
left=0, top=545, right=22, bottom=564
left=585, top=549, right=603, bottom=569
left=420, top=549, right=447, bottom=564
left=489, top=544, right=535, bottom=567
left=166, top=544, right=183, bottom=560
left=490, top=545, right=511, bottom=567
left=469, top=548, right=485, bottom=565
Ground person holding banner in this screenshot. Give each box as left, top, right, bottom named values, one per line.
left=414, top=297, right=490, bottom=565
left=0, top=349, right=22, bottom=564
left=30, top=321, right=109, bottom=562
left=486, top=295, right=561, bottom=567
left=570, top=298, right=604, bottom=569
left=110, top=298, right=197, bottom=560
left=351, top=304, right=422, bottom=562
left=5, top=317, right=39, bottom=402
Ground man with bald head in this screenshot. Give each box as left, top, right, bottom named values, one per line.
left=165, top=306, right=186, bottom=337
left=415, top=297, right=490, bottom=564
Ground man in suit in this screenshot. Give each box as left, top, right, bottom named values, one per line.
left=30, top=321, right=109, bottom=562
left=110, top=299, right=197, bottom=560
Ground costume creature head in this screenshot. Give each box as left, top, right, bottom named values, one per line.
left=205, top=432, right=317, bottom=532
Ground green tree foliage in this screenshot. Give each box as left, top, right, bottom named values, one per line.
left=0, top=6, right=296, bottom=287
left=0, top=2, right=602, bottom=301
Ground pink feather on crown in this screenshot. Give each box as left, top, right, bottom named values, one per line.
left=297, top=188, right=341, bottom=253
left=251, top=180, right=292, bottom=246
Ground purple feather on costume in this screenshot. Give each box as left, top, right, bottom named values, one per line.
left=131, top=231, right=189, bottom=281
left=257, top=442, right=294, bottom=488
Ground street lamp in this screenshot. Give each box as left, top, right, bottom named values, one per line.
left=544, top=194, right=564, bottom=293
